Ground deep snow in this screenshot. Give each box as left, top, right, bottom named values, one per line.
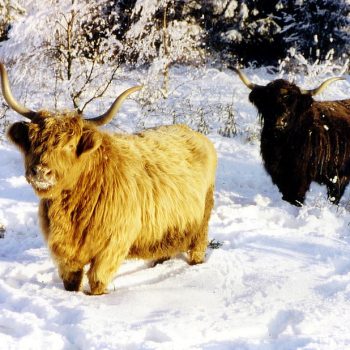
left=1, top=66, right=350, bottom=350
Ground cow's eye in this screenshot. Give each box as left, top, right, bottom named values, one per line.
left=64, top=143, right=75, bottom=152
left=282, top=95, right=293, bottom=102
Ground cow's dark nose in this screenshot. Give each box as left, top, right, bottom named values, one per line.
left=276, top=117, right=288, bottom=129
left=30, top=165, right=52, bottom=178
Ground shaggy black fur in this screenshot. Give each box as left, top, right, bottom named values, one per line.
left=249, top=79, right=350, bottom=206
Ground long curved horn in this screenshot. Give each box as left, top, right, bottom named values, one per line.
left=0, top=62, right=36, bottom=119
left=233, top=67, right=261, bottom=90
left=86, top=85, right=143, bottom=126
left=301, top=77, right=345, bottom=96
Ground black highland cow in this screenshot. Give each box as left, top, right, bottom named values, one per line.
left=235, top=68, right=350, bottom=206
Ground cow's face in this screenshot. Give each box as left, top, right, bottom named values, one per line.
left=7, top=113, right=101, bottom=198
left=234, top=68, right=342, bottom=132
left=249, top=80, right=311, bottom=131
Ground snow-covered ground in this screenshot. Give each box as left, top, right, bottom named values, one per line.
left=1, top=66, right=350, bottom=349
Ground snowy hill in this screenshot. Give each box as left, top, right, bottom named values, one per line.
left=1, top=66, right=350, bottom=349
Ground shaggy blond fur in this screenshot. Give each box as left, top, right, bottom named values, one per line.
left=8, top=112, right=217, bottom=295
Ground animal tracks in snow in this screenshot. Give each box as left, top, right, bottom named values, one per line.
left=268, top=309, right=304, bottom=339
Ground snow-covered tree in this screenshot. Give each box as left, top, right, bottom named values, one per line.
left=0, top=0, right=122, bottom=112
left=281, top=0, right=350, bottom=61
left=1, top=0, right=349, bottom=82
left=0, top=0, right=24, bottom=42
left=49, top=0, right=121, bottom=111
left=122, top=0, right=205, bottom=66
left=112, top=0, right=206, bottom=97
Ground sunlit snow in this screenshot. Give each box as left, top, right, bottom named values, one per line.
left=0, top=64, right=350, bottom=349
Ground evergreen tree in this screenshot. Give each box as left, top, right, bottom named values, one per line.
left=202, top=0, right=287, bottom=66
left=282, top=0, right=350, bottom=61
left=1, top=0, right=349, bottom=70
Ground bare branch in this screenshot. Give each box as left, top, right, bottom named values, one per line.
left=79, top=66, right=119, bottom=113
left=70, top=59, right=96, bottom=108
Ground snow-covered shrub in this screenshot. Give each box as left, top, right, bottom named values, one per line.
left=0, top=0, right=122, bottom=112
left=0, top=102, right=9, bottom=139
left=196, top=108, right=210, bottom=134
left=278, top=49, right=349, bottom=78
left=137, top=84, right=239, bottom=137
left=123, top=0, right=206, bottom=66
left=218, top=102, right=237, bottom=138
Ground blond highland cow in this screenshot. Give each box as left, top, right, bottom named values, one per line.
left=0, top=63, right=217, bottom=295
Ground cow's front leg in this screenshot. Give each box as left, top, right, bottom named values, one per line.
left=87, top=244, right=129, bottom=295
left=279, top=174, right=311, bottom=206
left=58, top=262, right=84, bottom=292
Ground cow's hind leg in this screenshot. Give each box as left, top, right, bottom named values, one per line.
left=188, top=185, right=214, bottom=265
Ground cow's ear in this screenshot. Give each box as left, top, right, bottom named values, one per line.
left=7, top=122, right=30, bottom=152
left=76, top=129, right=102, bottom=157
